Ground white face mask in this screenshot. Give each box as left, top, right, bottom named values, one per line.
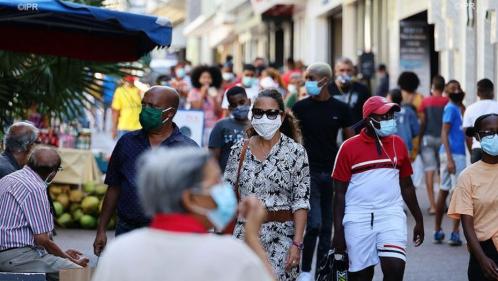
left=251, top=115, right=282, bottom=140
left=288, top=84, right=298, bottom=94
left=222, top=72, right=234, bottom=81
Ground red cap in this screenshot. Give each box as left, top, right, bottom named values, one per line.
left=362, top=96, right=400, bottom=119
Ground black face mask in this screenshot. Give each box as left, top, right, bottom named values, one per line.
left=449, top=92, right=465, bottom=104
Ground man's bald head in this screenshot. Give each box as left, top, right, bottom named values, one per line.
left=4, top=121, right=39, bottom=153
left=28, top=146, right=61, bottom=179
left=143, top=86, right=180, bottom=110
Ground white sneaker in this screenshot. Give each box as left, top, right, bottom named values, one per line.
left=297, top=272, right=313, bottom=281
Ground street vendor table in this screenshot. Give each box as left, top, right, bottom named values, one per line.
left=53, top=148, right=102, bottom=185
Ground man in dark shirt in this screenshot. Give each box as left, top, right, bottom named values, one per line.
left=375, top=64, right=390, bottom=97
left=209, top=86, right=250, bottom=172
left=93, top=86, right=198, bottom=256
left=329, top=57, right=370, bottom=128
left=293, top=62, right=354, bottom=280
left=0, top=122, right=39, bottom=179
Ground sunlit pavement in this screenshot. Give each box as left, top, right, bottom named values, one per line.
left=55, top=185, right=468, bottom=280
left=372, top=186, right=468, bottom=281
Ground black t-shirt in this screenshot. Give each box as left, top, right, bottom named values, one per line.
left=293, top=97, right=353, bottom=172
left=329, top=81, right=370, bottom=126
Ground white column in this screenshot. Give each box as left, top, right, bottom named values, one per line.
left=459, top=1, right=477, bottom=102
left=342, top=2, right=357, bottom=63
left=477, top=0, right=495, bottom=80
left=302, top=1, right=328, bottom=64
left=388, top=0, right=400, bottom=87
left=200, top=35, right=213, bottom=64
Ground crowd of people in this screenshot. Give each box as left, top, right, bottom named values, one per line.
left=0, top=55, right=497, bottom=281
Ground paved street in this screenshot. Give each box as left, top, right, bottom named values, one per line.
left=56, top=186, right=468, bottom=280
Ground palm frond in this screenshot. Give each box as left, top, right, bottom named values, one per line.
left=0, top=50, right=144, bottom=127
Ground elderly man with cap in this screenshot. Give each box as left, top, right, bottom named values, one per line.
left=0, top=146, right=88, bottom=281
left=0, top=121, right=39, bottom=179
left=94, top=86, right=198, bottom=257
left=332, top=96, right=424, bottom=281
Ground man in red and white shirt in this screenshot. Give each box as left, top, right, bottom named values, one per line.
left=332, top=96, right=424, bottom=281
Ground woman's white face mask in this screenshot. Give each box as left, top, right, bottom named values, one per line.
left=251, top=115, right=282, bottom=140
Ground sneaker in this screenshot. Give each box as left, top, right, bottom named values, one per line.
left=434, top=230, right=445, bottom=244
left=297, top=272, right=313, bottom=281
left=448, top=232, right=463, bottom=246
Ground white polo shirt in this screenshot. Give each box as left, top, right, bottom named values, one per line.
left=462, top=99, right=498, bottom=149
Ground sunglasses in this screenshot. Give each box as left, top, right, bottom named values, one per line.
left=478, top=130, right=498, bottom=138
left=251, top=108, right=281, bottom=120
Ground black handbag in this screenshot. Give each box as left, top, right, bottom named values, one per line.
left=315, top=249, right=349, bottom=281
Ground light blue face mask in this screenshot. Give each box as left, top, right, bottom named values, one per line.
left=242, top=76, right=255, bottom=88
left=480, top=134, right=498, bottom=156
left=305, top=81, right=322, bottom=96
left=206, top=182, right=237, bottom=231
left=176, top=68, right=186, bottom=79
left=371, top=118, right=397, bottom=137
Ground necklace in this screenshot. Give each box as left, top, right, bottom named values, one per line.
left=253, top=137, right=273, bottom=161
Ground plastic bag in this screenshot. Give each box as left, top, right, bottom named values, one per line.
left=411, top=155, right=425, bottom=188
left=316, top=249, right=349, bottom=281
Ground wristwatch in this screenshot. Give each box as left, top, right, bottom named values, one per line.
left=292, top=241, right=304, bottom=250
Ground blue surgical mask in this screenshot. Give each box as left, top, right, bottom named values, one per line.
left=337, top=74, right=352, bottom=84
left=242, top=76, right=255, bottom=87
left=206, top=183, right=237, bottom=231
left=371, top=118, right=397, bottom=137
left=232, top=105, right=250, bottom=120
left=480, top=134, right=498, bottom=156
left=176, top=68, right=186, bottom=79
left=305, top=81, right=322, bottom=96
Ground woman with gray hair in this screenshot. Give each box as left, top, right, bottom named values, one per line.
left=92, top=147, right=275, bottom=281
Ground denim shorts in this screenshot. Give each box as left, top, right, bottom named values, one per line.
left=421, top=135, right=441, bottom=172
left=439, top=153, right=467, bottom=191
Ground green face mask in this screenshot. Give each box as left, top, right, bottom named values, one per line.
left=139, top=106, right=173, bottom=131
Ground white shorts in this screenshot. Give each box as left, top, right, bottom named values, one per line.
left=343, top=210, right=407, bottom=272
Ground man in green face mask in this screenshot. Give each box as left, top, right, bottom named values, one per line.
left=94, top=86, right=198, bottom=257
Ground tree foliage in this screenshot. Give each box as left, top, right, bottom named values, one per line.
left=0, top=0, right=143, bottom=126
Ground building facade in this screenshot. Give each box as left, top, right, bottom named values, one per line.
left=182, top=0, right=497, bottom=103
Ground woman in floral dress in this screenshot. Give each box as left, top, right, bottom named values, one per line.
left=224, top=89, right=310, bottom=281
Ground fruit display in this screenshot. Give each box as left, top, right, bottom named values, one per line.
left=49, top=182, right=116, bottom=230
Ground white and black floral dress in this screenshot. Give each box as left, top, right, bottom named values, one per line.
left=224, top=134, right=310, bottom=281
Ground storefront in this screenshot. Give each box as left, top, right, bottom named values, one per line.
left=251, top=0, right=305, bottom=68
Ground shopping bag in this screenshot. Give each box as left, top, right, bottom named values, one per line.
left=59, top=267, right=94, bottom=281
left=315, top=249, right=349, bottom=281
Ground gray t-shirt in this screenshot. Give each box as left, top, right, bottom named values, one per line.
left=208, top=118, right=247, bottom=171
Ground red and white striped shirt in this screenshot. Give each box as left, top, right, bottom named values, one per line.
left=332, top=129, right=413, bottom=214
left=0, top=166, right=53, bottom=251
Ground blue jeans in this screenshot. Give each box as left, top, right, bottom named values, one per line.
left=117, top=130, right=131, bottom=139
left=301, top=171, right=333, bottom=272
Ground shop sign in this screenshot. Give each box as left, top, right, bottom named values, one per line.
left=399, top=21, right=431, bottom=95
left=173, top=110, right=205, bottom=146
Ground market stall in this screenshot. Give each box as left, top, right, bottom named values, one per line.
left=53, top=148, right=102, bottom=186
